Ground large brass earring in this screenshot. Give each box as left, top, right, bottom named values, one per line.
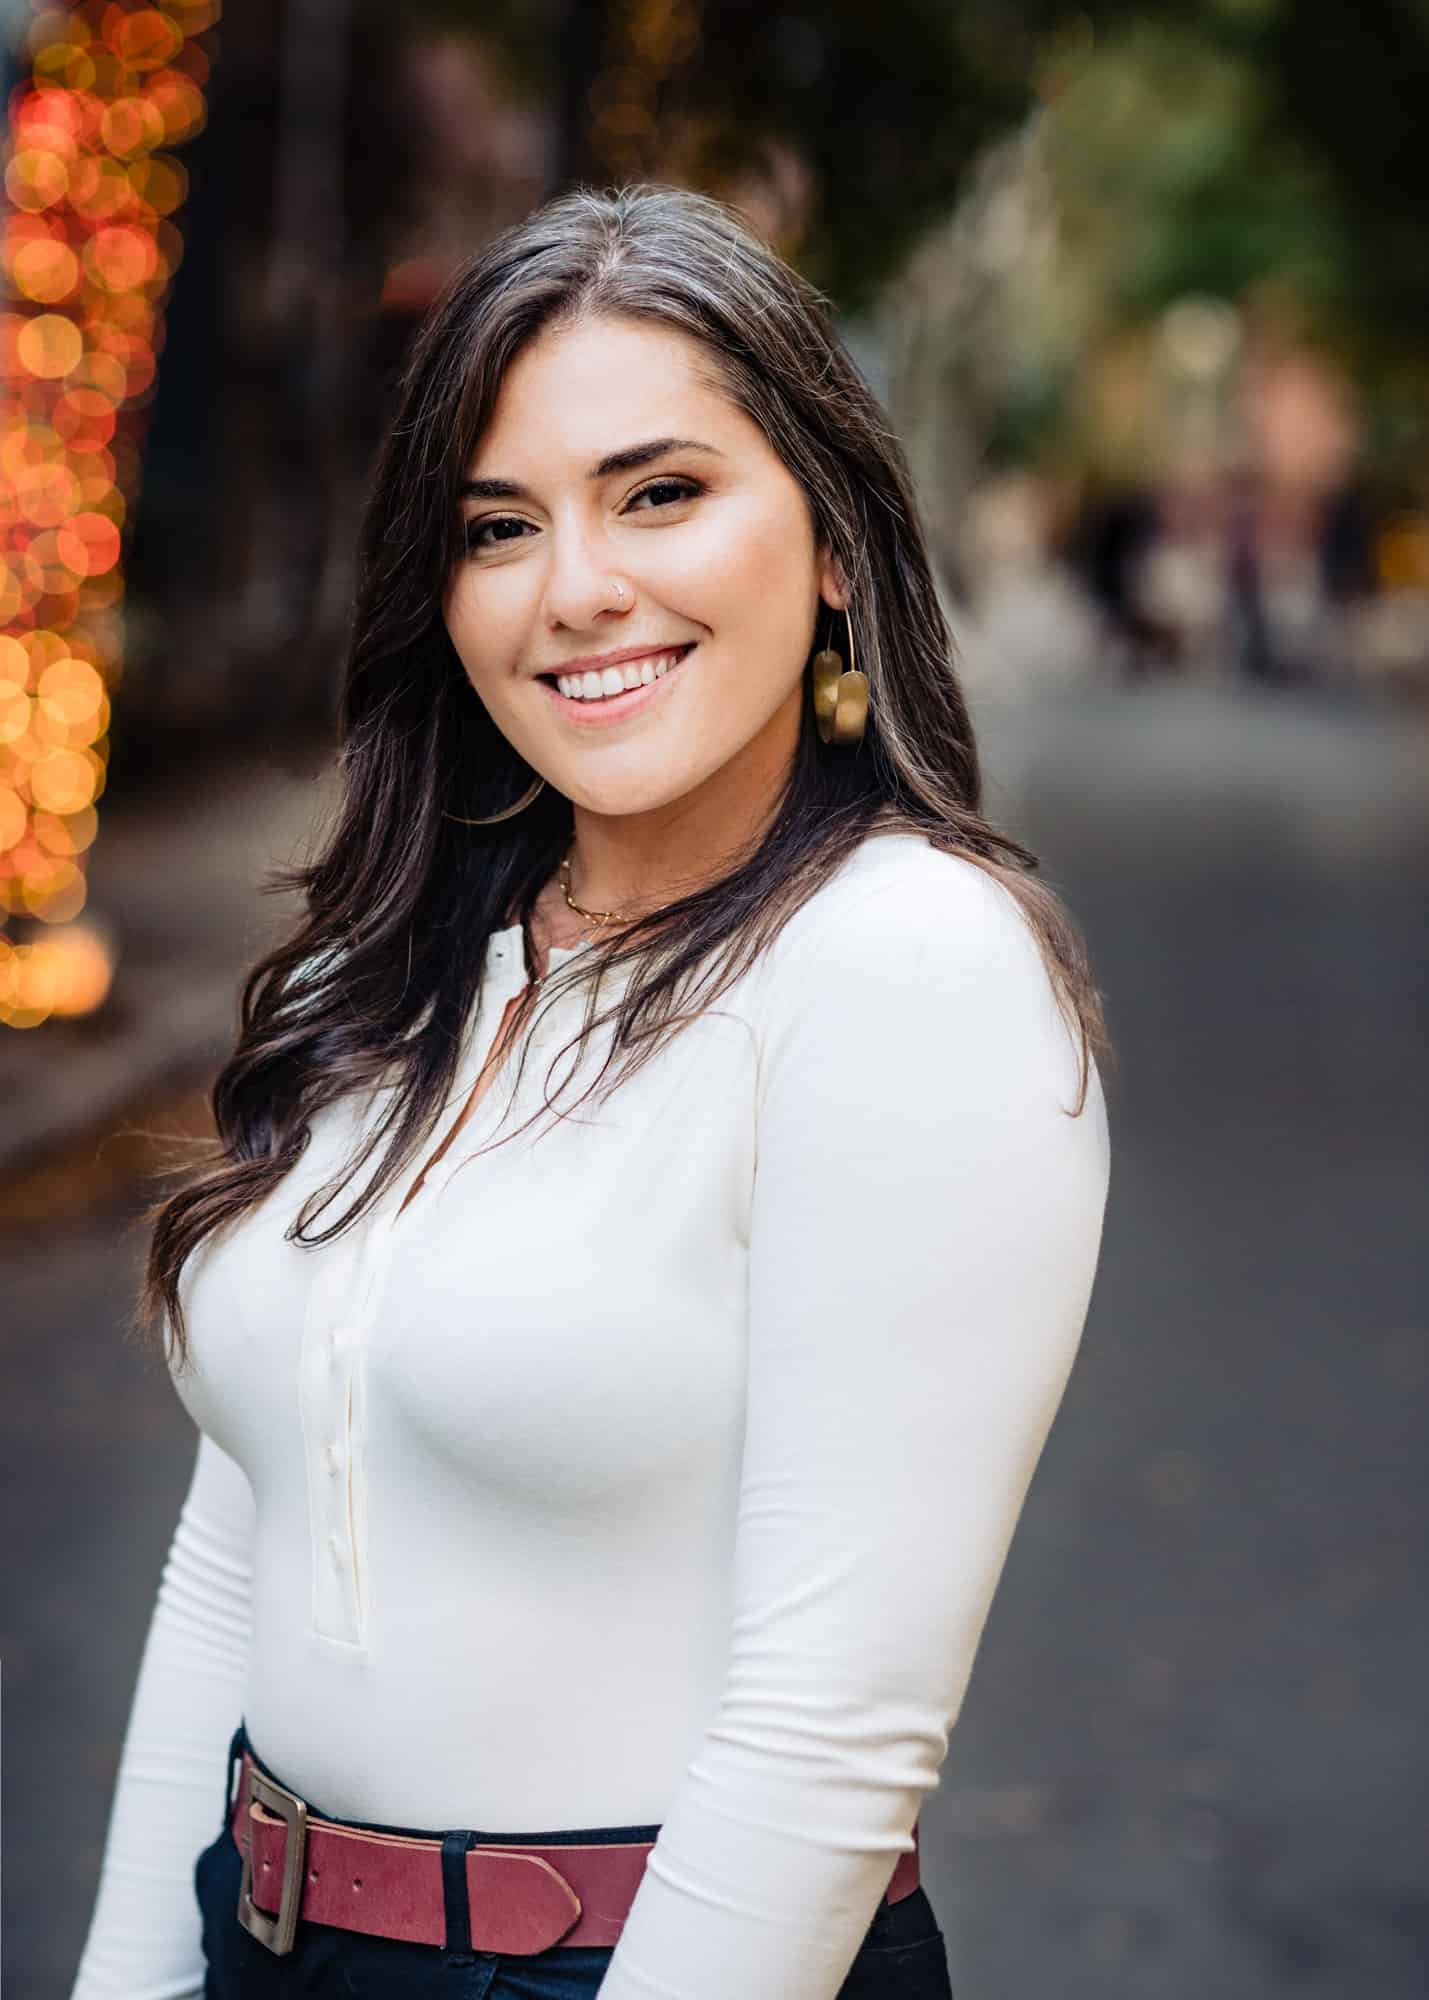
left=445, top=774, right=547, bottom=826
left=810, top=606, right=868, bottom=747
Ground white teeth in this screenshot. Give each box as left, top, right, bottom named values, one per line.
left=556, top=648, right=688, bottom=700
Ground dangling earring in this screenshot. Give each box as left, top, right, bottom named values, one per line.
left=445, top=774, right=547, bottom=826
left=810, top=606, right=868, bottom=746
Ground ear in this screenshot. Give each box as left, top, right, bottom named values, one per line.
left=817, top=544, right=850, bottom=612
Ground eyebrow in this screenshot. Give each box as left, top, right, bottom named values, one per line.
left=459, top=436, right=724, bottom=502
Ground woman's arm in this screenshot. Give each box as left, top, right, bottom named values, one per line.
left=598, top=853, right=1111, bottom=2000
left=70, top=1429, right=255, bottom=2000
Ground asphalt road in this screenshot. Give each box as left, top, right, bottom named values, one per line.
left=7, top=679, right=1427, bottom=1998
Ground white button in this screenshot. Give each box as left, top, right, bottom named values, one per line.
left=325, top=1443, right=341, bottom=1475
left=328, top=1533, right=343, bottom=1564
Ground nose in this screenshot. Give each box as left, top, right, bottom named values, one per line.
left=540, top=516, right=631, bottom=633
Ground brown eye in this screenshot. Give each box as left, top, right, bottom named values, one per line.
left=627, top=477, right=703, bottom=511
left=464, top=516, right=529, bottom=551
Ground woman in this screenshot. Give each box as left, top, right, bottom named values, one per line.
left=71, top=183, right=1111, bottom=2000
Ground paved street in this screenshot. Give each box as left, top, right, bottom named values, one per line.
left=6, top=681, right=1428, bottom=1998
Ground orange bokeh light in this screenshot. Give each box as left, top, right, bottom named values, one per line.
left=5, top=147, right=71, bottom=211
left=16, top=312, right=84, bottom=377
left=66, top=151, right=136, bottom=220
left=11, top=237, right=82, bottom=304
left=13, top=86, right=86, bottom=154
left=29, top=745, right=99, bottom=815
left=84, top=221, right=160, bottom=290
left=0, top=681, right=31, bottom=746
left=15, top=461, right=81, bottom=527
left=109, top=8, right=186, bottom=70
left=145, top=69, right=206, bottom=143
left=0, top=921, right=114, bottom=1023
left=55, top=512, right=122, bottom=577
left=69, top=351, right=129, bottom=403
left=127, top=152, right=188, bottom=215
left=5, top=2, right=214, bottom=992
left=52, top=387, right=118, bottom=449
left=0, top=785, right=27, bottom=848
left=99, top=93, right=167, bottom=158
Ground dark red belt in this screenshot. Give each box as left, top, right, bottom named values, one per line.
left=230, top=1748, right=921, bottom=1957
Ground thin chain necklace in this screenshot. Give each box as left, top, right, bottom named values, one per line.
left=558, top=836, right=626, bottom=934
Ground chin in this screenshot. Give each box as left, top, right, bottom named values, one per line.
left=558, top=766, right=707, bottom=820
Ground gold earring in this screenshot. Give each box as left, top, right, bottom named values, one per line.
left=446, top=774, right=547, bottom=826
left=810, top=606, right=868, bottom=746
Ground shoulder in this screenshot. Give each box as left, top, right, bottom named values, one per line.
left=767, top=831, right=1043, bottom=995
left=753, top=830, right=1101, bottom=1127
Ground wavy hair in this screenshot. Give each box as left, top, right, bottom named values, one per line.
left=144, top=181, right=1111, bottom=1370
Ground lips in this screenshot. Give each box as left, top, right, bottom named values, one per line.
left=539, top=643, right=697, bottom=724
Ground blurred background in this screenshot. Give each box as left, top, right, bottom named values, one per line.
left=2, top=1, right=1425, bottom=1993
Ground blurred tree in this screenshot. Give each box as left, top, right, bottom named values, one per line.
left=407, top=0, right=1429, bottom=354
left=1041, top=0, right=1429, bottom=371
left=1030, top=2, right=1429, bottom=499
left=876, top=0, right=1429, bottom=594
left=405, top=0, right=1081, bottom=309
left=1192, top=0, right=1429, bottom=365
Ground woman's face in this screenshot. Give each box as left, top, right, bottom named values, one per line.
left=444, top=313, right=846, bottom=825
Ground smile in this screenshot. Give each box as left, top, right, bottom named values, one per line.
left=540, top=644, right=697, bottom=722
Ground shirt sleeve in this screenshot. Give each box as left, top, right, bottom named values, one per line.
left=70, top=1428, right=255, bottom=2000
left=597, top=854, right=1111, bottom=2000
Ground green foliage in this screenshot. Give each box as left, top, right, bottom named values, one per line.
left=1067, top=0, right=1429, bottom=367
left=385, top=0, right=1429, bottom=361
left=1039, top=19, right=1349, bottom=331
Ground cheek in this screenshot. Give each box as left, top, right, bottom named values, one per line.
left=444, top=574, right=511, bottom=693
left=652, top=492, right=812, bottom=605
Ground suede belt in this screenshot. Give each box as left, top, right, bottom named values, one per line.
left=229, top=1747, right=921, bottom=1957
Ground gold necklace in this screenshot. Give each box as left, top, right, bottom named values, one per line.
left=558, top=838, right=624, bottom=932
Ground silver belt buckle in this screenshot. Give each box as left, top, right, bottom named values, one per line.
left=237, top=1763, right=310, bottom=1956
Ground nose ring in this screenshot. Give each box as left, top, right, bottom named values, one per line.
left=611, top=580, right=627, bottom=605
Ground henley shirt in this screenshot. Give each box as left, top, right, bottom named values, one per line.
left=70, top=830, right=1111, bottom=2000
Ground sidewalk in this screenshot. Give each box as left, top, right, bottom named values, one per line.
left=0, top=746, right=336, bottom=1177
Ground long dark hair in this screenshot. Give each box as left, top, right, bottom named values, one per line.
left=144, top=182, right=1110, bottom=1371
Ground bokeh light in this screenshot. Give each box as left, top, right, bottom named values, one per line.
left=1, top=0, right=219, bottom=1027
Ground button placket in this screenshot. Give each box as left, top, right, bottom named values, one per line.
left=302, top=1312, right=364, bottom=1644
left=303, top=935, right=537, bottom=1645
left=299, top=929, right=592, bottom=1650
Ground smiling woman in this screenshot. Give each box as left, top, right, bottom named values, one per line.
left=445, top=320, right=847, bottom=834
left=72, top=185, right=1112, bottom=2000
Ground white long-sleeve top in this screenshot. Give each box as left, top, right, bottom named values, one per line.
left=71, top=831, right=1110, bottom=2000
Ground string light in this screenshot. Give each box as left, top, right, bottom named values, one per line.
left=1, top=0, right=218, bottom=1028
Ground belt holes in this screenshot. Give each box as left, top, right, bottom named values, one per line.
left=309, top=1868, right=320, bottom=1882
left=352, top=1877, right=362, bottom=1891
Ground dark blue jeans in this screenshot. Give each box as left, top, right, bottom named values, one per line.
left=195, top=1724, right=954, bottom=1997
